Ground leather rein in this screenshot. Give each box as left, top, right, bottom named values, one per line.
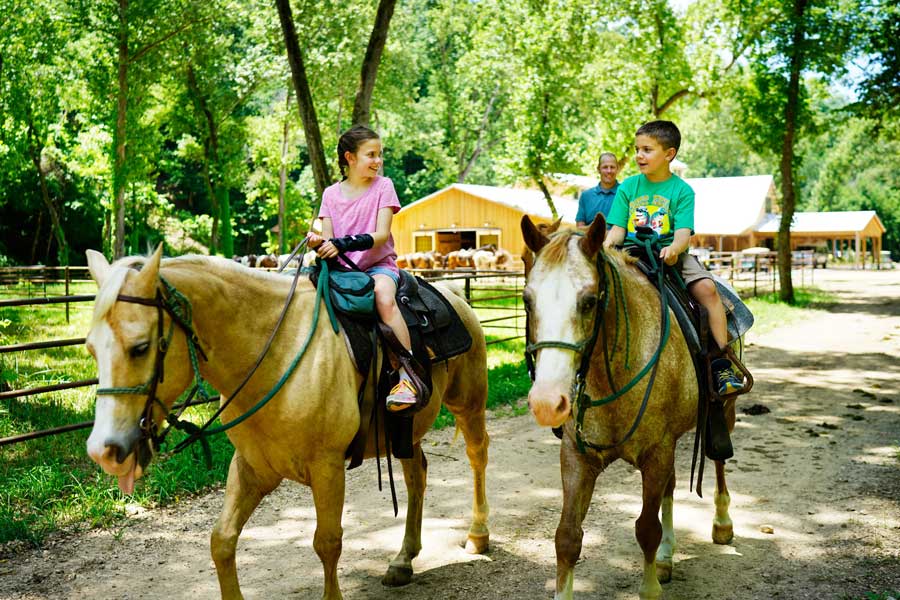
left=524, top=236, right=671, bottom=453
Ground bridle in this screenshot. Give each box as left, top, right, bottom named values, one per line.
left=95, top=281, right=211, bottom=461
left=524, top=235, right=672, bottom=453
left=95, top=241, right=313, bottom=465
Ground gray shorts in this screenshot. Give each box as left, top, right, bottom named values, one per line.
left=675, top=252, right=713, bottom=286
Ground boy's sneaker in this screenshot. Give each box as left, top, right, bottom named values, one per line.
left=712, top=358, right=744, bottom=396
left=386, top=378, right=417, bottom=412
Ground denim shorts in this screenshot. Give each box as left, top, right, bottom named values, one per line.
left=366, top=266, right=399, bottom=286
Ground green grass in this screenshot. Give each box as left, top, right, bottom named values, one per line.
left=842, top=592, right=899, bottom=600
left=0, top=280, right=530, bottom=546
left=743, top=287, right=837, bottom=335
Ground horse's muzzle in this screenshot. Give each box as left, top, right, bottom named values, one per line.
left=527, top=381, right=571, bottom=428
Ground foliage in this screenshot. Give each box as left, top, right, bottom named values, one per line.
left=0, top=0, right=895, bottom=266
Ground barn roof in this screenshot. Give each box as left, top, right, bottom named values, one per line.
left=755, top=210, right=885, bottom=235
left=405, top=183, right=578, bottom=224
left=685, top=175, right=774, bottom=236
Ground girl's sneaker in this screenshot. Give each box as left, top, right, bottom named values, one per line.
left=386, top=378, right=417, bottom=412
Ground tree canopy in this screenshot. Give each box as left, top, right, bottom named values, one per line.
left=0, top=0, right=895, bottom=270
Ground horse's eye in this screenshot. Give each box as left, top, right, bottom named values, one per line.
left=522, top=290, right=533, bottom=311
left=580, top=295, right=597, bottom=313
left=130, top=342, right=150, bottom=358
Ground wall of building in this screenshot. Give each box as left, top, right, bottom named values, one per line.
left=393, top=189, right=558, bottom=256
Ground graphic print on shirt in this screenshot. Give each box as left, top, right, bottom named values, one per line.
left=627, top=194, right=671, bottom=236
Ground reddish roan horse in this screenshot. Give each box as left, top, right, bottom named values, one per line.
left=521, top=216, right=736, bottom=600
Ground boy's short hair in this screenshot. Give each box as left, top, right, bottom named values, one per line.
left=636, top=120, right=681, bottom=153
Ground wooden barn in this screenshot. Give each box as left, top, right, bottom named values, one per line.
left=392, top=184, right=576, bottom=256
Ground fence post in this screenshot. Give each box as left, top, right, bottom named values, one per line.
left=65, top=266, right=71, bottom=324
left=753, top=256, right=759, bottom=297
left=464, top=274, right=471, bottom=304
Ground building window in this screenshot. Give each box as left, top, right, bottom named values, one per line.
left=413, top=232, right=434, bottom=252
left=477, top=232, right=500, bottom=249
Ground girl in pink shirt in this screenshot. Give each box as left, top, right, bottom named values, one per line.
left=307, top=126, right=417, bottom=411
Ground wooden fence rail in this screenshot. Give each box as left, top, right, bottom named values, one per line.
left=0, top=269, right=526, bottom=447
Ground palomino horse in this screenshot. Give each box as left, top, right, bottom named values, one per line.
left=521, top=216, right=735, bottom=600
left=84, top=246, right=490, bottom=599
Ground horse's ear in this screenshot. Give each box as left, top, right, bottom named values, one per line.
left=133, top=244, right=163, bottom=293
left=521, top=215, right=549, bottom=254
left=579, top=215, right=607, bottom=258
left=547, top=217, right=562, bottom=234
left=86, top=250, right=110, bottom=287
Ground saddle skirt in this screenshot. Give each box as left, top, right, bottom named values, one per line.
left=633, top=262, right=753, bottom=355
left=315, top=269, right=473, bottom=376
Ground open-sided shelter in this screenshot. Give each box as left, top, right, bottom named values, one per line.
left=755, top=210, right=886, bottom=268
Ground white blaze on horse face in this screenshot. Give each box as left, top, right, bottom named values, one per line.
left=85, top=317, right=145, bottom=481
left=527, top=238, right=597, bottom=428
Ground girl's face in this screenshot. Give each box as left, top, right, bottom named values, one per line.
left=346, top=138, right=383, bottom=180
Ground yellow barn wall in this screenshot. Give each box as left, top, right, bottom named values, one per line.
left=393, top=189, right=560, bottom=256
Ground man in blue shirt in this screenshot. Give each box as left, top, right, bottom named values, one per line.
left=576, top=152, right=620, bottom=228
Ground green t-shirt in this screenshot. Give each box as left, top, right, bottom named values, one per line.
left=606, top=173, right=695, bottom=247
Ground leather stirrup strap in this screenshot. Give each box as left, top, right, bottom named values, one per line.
left=376, top=321, right=432, bottom=404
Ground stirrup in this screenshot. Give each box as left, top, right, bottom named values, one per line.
left=386, top=379, right=417, bottom=412
left=712, top=358, right=744, bottom=396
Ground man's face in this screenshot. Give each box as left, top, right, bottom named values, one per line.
left=597, top=156, right=619, bottom=187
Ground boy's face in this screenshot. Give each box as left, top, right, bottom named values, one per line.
left=634, top=134, right=676, bottom=180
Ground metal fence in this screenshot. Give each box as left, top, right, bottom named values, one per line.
left=0, top=268, right=526, bottom=448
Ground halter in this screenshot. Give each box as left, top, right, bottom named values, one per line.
left=524, top=232, right=672, bottom=453
left=95, top=241, right=318, bottom=465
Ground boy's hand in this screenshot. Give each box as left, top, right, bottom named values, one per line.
left=659, top=246, right=680, bottom=266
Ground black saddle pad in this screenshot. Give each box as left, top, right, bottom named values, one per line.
left=308, top=268, right=472, bottom=376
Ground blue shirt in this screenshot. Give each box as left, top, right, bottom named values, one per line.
left=576, top=182, right=619, bottom=226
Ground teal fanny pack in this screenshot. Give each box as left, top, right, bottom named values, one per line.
left=328, top=268, right=375, bottom=316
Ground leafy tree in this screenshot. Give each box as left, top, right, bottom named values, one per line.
left=735, top=0, right=857, bottom=303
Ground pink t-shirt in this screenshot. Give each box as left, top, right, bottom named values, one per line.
left=318, top=175, right=401, bottom=273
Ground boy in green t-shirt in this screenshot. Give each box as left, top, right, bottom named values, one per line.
left=604, top=120, right=743, bottom=396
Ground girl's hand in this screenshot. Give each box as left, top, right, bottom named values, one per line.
left=659, top=246, right=679, bottom=266
left=316, top=240, right=338, bottom=259
left=306, top=232, right=324, bottom=249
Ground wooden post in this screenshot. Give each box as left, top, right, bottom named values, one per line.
left=65, top=266, right=70, bottom=324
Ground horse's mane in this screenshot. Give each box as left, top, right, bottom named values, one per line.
left=92, top=253, right=291, bottom=325
left=539, top=229, right=637, bottom=270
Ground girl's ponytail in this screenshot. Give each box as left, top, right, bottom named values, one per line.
left=337, top=125, right=380, bottom=180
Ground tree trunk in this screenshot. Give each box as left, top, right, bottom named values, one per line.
left=777, top=0, right=808, bottom=304
left=278, top=89, right=291, bottom=254
left=30, top=210, right=43, bottom=266
left=352, top=0, right=397, bottom=126
left=113, top=0, right=129, bottom=259
left=275, top=0, right=330, bottom=202
left=26, top=118, right=68, bottom=265
left=535, top=176, right=558, bottom=220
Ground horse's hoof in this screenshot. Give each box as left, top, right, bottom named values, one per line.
left=382, top=565, right=413, bottom=587
left=712, top=523, right=734, bottom=545
left=465, top=532, right=489, bottom=554
left=655, top=560, right=673, bottom=583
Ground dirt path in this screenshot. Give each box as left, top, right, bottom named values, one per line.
left=2, top=268, right=899, bottom=600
